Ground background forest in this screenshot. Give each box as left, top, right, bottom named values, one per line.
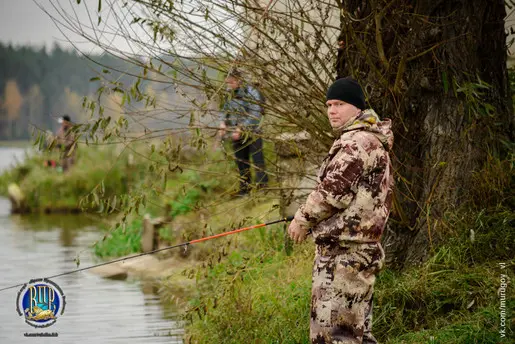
left=0, top=43, right=205, bottom=140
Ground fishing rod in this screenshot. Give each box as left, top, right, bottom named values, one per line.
left=0, top=215, right=298, bottom=293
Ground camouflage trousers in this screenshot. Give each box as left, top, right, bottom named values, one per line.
left=310, top=241, right=385, bottom=344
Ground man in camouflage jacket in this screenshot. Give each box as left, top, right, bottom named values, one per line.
left=56, top=114, right=77, bottom=172
left=288, top=77, right=394, bottom=344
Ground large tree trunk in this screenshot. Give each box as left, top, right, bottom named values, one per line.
left=337, top=0, right=513, bottom=269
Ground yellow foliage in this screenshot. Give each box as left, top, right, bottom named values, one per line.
left=3, top=80, right=23, bottom=120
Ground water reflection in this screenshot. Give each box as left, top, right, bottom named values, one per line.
left=0, top=209, right=184, bottom=344
left=0, top=148, right=183, bottom=343
left=9, top=213, right=99, bottom=247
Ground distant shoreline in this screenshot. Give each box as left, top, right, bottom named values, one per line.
left=0, top=141, right=32, bottom=149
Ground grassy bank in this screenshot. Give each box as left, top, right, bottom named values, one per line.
left=0, top=142, right=150, bottom=213
left=178, top=204, right=514, bottom=344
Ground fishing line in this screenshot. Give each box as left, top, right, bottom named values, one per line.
left=0, top=215, right=295, bottom=293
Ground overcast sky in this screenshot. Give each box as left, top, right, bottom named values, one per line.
left=0, top=0, right=58, bottom=48
left=0, top=0, right=243, bottom=61
left=0, top=0, right=156, bottom=55
left=1, top=0, right=91, bottom=50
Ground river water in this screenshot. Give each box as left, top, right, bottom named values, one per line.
left=0, top=147, right=184, bottom=343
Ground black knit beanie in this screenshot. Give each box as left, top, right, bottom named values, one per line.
left=326, top=77, right=366, bottom=110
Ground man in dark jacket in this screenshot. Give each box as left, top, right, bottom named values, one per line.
left=288, top=77, right=394, bottom=344
left=219, top=70, right=268, bottom=196
left=336, top=34, right=346, bottom=79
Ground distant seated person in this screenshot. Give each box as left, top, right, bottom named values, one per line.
left=55, top=115, right=77, bottom=172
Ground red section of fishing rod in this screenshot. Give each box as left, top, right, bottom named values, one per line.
left=189, top=216, right=294, bottom=244
left=0, top=216, right=295, bottom=292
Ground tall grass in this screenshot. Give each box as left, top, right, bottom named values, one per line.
left=0, top=144, right=143, bottom=212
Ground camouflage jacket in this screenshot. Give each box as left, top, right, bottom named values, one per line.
left=56, top=124, right=76, bottom=155
left=294, top=110, right=394, bottom=244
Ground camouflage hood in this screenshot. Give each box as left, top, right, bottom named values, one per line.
left=336, top=109, right=394, bottom=151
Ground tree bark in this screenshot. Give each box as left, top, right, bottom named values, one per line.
left=338, top=0, right=513, bottom=269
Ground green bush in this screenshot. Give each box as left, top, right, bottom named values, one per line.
left=93, top=218, right=142, bottom=258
